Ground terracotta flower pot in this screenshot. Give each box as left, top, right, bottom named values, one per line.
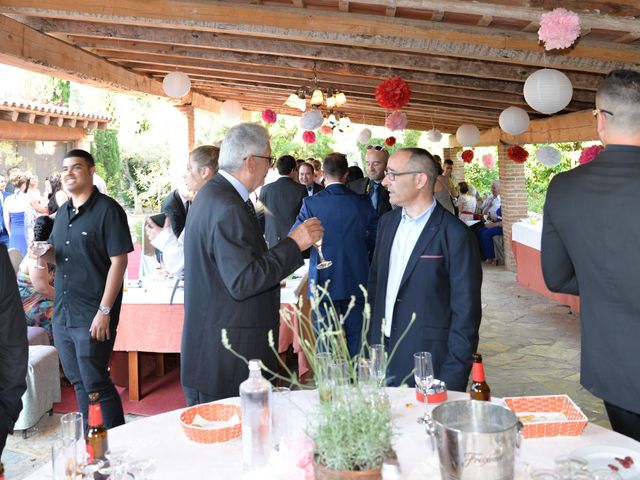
left=314, top=461, right=382, bottom=480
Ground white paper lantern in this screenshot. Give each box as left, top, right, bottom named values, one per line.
left=220, top=100, right=243, bottom=124
left=456, top=124, right=480, bottom=147
left=162, top=72, right=191, bottom=98
left=499, top=107, right=530, bottom=135
left=426, top=128, right=442, bottom=143
left=357, top=128, right=372, bottom=144
left=536, top=146, right=562, bottom=167
left=524, top=69, right=573, bottom=115
left=300, top=109, right=323, bottom=131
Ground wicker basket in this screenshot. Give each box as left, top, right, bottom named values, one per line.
left=179, top=403, right=242, bottom=444
left=503, top=394, right=588, bottom=438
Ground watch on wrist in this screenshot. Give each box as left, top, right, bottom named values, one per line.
left=98, top=305, right=111, bottom=315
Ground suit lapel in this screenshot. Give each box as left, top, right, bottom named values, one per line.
left=398, top=204, right=444, bottom=290
left=216, top=175, right=266, bottom=248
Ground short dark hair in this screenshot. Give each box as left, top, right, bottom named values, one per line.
left=459, top=181, right=469, bottom=194
left=64, top=149, right=95, bottom=167
left=397, top=148, right=439, bottom=191
left=298, top=162, right=314, bottom=174
left=276, top=155, right=297, bottom=175
left=33, top=215, right=54, bottom=241
left=322, top=153, right=348, bottom=179
left=443, top=159, right=453, bottom=166
left=347, top=165, right=364, bottom=183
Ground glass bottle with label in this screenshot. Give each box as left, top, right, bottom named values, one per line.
left=470, top=353, right=491, bottom=401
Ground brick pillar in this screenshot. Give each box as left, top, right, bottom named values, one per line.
left=498, top=143, right=528, bottom=272
left=443, top=146, right=464, bottom=183
left=169, top=105, right=195, bottom=188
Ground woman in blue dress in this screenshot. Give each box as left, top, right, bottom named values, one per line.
left=3, top=176, right=29, bottom=256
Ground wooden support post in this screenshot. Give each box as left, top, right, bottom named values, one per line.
left=128, top=351, right=141, bottom=401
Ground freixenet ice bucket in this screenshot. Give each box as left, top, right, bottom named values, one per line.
left=423, top=400, right=522, bottom=480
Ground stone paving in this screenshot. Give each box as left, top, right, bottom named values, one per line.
left=1, top=265, right=608, bottom=479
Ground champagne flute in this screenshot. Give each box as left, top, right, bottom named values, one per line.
left=32, top=241, right=49, bottom=270
left=414, top=352, right=434, bottom=398
left=314, top=237, right=333, bottom=270
left=370, top=344, right=386, bottom=387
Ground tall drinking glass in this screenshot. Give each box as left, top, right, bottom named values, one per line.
left=357, top=358, right=373, bottom=386
left=330, top=360, right=349, bottom=404
left=370, top=344, right=386, bottom=387
left=414, top=352, right=434, bottom=396
left=51, top=440, right=76, bottom=480
left=272, top=387, right=291, bottom=451
left=316, top=352, right=332, bottom=403
left=60, top=412, right=85, bottom=469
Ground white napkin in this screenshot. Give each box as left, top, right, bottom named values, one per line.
left=189, top=413, right=240, bottom=429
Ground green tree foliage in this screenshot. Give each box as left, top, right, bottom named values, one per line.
left=267, top=119, right=336, bottom=159
left=464, top=149, right=499, bottom=197
left=91, top=129, right=121, bottom=198
left=47, top=79, right=71, bottom=106
left=525, top=143, right=577, bottom=212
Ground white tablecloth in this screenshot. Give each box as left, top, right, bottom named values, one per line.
left=26, top=389, right=640, bottom=479
left=512, top=220, right=543, bottom=251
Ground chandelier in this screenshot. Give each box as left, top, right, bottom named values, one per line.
left=284, top=63, right=347, bottom=112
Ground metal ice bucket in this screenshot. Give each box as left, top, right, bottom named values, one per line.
left=424, top=400, right=522, bottom=480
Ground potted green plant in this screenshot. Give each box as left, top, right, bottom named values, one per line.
left=222, top=285, right=415, bottom=479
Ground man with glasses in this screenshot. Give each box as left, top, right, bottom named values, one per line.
left=542, top=69, right=640, bottom=441
left=368, top=147, right=482, bottom=391
left=348, top=145, right=392, bottom=218
left=181, top=123, right=324, bottom=405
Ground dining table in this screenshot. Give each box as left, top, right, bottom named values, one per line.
left=27, top=389, right=640, bottom=479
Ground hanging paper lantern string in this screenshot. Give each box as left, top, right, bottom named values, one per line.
left=261, top=109, right=277, bottom=124
left=538, top=8, right=581, bottom=51
left=461, top=150, right=474, bottom=163
left=302, top=130, right=316, bottom=144
left=375, top=77, right=412, bottom=110
left=385, top=136, right=396, bottom=147
left=578, top=145, right=604, bottom=165
left=482, top=153, right=496, bottom=169
left=507, top=145, right=529, bottom=163
left=536, top=146, right=562, bottom=167
left=385, top=111, right=408, bottom=131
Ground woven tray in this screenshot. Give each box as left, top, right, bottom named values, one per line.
left=503, top=394, right=587, bottom=438
left=179, top=403, right=242, bottom=444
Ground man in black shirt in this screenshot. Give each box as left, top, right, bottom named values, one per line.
left=41, top=149, right=133, bottom=429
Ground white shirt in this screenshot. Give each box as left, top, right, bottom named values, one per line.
left=481, top=194, right=501, bottom=221
left=151, top=228, right=184, bottom=275
left=384, top=200, right=437, bottom=337
left=219, top=170, right=249, bottom=202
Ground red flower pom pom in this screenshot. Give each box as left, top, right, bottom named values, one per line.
left=375, top=77, right=412, bottom=110
left=302, top=130, right=316, bottom=144
left=507, top=145, right=529, bottom=163
left=385, top=136, right=396, bottom=147
left=578, top=144, right=603, bottom=165
left=461, top=150, right=474, bottom=163
left=319, top=125, right=333, bottom=135
left=261, top=109, right=277, bottom=124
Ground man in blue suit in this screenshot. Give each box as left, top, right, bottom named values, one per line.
left=292, top=153, right=377, bottom=356
left=368, top=148, right=482, bottom=391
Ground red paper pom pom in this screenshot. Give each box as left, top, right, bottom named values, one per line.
left=385, top=136, right=396, bottom=147
left=461, top=150, right=474, bottom=163
left=302, top=130, right=316, bottom=144
left=507, top=145, right=529, bottom=163
left=375, top=77, right=412, bottom=110
left=578, top=144, right=603, bottom=165
left=261, top=109, right=277, bottom=124
left=319, top=125, right=333, bottom=135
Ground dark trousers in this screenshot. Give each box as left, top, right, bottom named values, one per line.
left=53, top=322, right=124, bottom=430
left=315, top=298, right=364, bottom=358
left=605, top=401, right=640, bottom=442
left=0, top=412, right=11, bottom=462
left=182, top=386, right=218, bottom=407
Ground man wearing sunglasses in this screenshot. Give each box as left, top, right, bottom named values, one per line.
left=348, top=145, right=392, bottom=218
left=368, top=147, right=481, bottom=392
left=542, top=69, right=640, bottom=441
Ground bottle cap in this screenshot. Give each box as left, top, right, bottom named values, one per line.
left=248, top=359, right=261, bottom=371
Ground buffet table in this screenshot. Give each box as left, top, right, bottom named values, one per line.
left=26, top=389, right=640, bottom=479
left=511, top=220, right=580, bottom=312
left=113, top=264, right=310, bottom=401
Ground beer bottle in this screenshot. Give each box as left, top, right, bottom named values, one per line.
left=470, top=353, right=491, bottom=401
left=86, top=392, right=109, bottom=460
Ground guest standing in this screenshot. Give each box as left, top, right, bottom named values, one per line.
left=3, top=176, right=29, bottom=256
left=348, top=145, right=392, bottom=218
left=299, top=162, right=324, bottom=196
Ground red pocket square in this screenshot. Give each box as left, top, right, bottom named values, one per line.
left=420, top=254, right=443, bottom=259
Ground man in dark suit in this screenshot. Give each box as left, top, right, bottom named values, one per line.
left=259, top=155, right=307, bottom=247
left=0, top=244, right=28, bottom=472
left=298, top=162, right=324, bottom=196
left=541, top=69, right=640, bottom=441
left=181, top=123, right=323, bottom=405
left=291, top=153, right=377, bottom=356
left=348, top=145, right=392, bottom=218
left=161, top=187, right=192, bottom=238
left=368, top=148, right=482, bottom=391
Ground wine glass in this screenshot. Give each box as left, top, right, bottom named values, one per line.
left=370, top=344, right=386, bottom=387
left=32, top=241, right=49, bottom=270
left=314, top=237, right=333, bottom=270
left=414, top=352, right=434, bottom=397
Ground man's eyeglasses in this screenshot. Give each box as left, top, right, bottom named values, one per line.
left=384, top=169, right=423, bottom=181
left=366, top=145, right=385, bottom=151
left=248, top=154, right=276, bottom=167
left=592, top=108, right=614, bottom=118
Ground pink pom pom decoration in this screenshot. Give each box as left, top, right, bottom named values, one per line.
left=261, top=109, right=277, bottom=124
left=302, top=130, right=316, bottom=144
left=482, top=153, right=496, bottom=169
left=319, top=125, right=333, bottom=135
left=538, top=8, right=581, bottom=50
left=578, top=144, right=603, bottom=165
left=385, top=111, right=408, bottom=131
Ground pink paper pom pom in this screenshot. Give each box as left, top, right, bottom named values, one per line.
left=384, top=111, right=408, bottom=131
left=538, top=8, right=581, bottom=50
left=482, top=153, right=496, bottom=169
left=261, top=109, right=277, bottom=124
left=302, top=130, right=316, bottom=144
left=578, top=144, right=603, bottom=165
